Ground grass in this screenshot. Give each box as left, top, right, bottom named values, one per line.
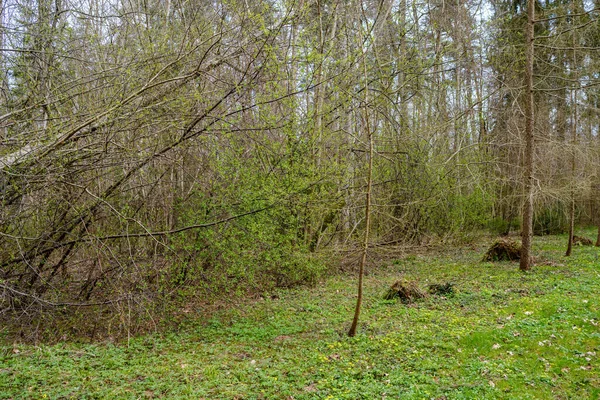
left=1, top=233, right=599, bottom=399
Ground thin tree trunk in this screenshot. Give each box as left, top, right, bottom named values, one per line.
left=520, top=0, right=535, bottom=271
left=349, top=18, right=373, bottom=336
left=566, top=7, right=578, bottom=257
left=348, top=107, right=373, bottom=338
left=566, top=188, right=575, bottom=256
left=565, top=114, right=576, bottom=256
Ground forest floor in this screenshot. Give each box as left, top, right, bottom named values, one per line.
left=1, top=232, right=599, bottom=399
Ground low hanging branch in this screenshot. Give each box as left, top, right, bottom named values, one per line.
left=0, top=282, right=126, bottom=309
left=31, top=206, right=274, bottom=254
left=0, top=17, right=295, bottom=274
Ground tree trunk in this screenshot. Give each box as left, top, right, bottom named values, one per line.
left=520, top=0, right=535, bottom=271
left=565, top=5, right=578, bottom=257
left=349, top=16, right=373, bottom=336
left=348, top=109, right=373, bottom=337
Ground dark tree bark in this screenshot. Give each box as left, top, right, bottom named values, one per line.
left=566, top=4, right=579, bottom=257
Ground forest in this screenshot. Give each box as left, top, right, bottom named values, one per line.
left=0, top=0, right=599, bottom=397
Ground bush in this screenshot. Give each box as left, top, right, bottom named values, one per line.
left=534, top=206, right=567, bottom=235
left=487, top=217, right=520, bottom=236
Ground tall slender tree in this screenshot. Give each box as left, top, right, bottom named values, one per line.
left=520, top=0, right=535, bottom=271
left=565, top=25, right=578, bottom=257
left=348, top=0, right=374, bottom=338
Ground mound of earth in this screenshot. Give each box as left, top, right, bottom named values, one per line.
left=383, top=280, right=427, bottom=303
left=573, top=235, right=593, bottom=246
left=483, top=238, right=521, bottom=261
left=428, top=282, right=455, bottom=296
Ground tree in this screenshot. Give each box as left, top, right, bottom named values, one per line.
left=565, top=2, right=579, bottom=257
left=348, top=0, right=375, bottom=338
left=520, top=0, right=535, bottom=271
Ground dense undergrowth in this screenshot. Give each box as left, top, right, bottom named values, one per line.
left=1, top=232, right=599, bottom=399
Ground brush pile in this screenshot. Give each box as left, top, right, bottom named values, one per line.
left=573, top=235, right=593, bottom=246
left=383, top=279, right=427, bottom=303
left=482, top=238, right=521, bottom=261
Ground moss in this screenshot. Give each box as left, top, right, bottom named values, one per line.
left=482, top=238, right=521, bottom=261
left=383, top=279, right=427, bottom=302
left=572, top=235, right=593, bottom=246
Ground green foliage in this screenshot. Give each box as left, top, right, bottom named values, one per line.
left=445, top=187, right=495, bottom=233
left=487, top=217, right=521, bottom=236
left=2, top=234, right=599, bottom=399
left=534, top=204, right=568, bottom=235
left=4, top=0, right=600, bottom=353
left=165, top=127, right=333, bottom=297
left=376, top=140, right=494, bottom=242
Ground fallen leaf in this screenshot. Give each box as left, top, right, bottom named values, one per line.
left=304, top=383, right=317, bottom=392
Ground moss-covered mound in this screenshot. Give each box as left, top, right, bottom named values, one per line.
left=573, top=235, right=593, bottom=246
left=428, top=282, right=455, bottom=296
left=383, top=280, right=427, bottom=303
left=483, top=238, right=521, bottom=261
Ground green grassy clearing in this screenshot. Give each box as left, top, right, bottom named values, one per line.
left=1, top=234, right=599, bottom=399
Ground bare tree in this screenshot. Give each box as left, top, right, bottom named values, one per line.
left=565, top=26, right=578, bottom=257
left=520, top=0, right=535, bottom=271
left=348, top=0, right=374, bottom=338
